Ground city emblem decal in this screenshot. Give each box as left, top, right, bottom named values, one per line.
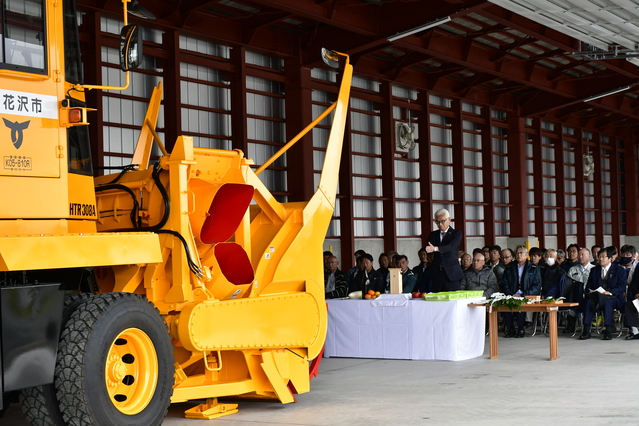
left=3, top=118, right=30, bottom=149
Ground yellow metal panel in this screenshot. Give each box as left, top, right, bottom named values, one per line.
left=282, top=350, right=310, bottom=394
left=0, top=233, right=162, bottom=271
left=68, top=173, right=97, bottom=220
left=0, top=174, right=69, bottom=219
left=131, top=83, right=164, bottom=170
left=178, top=292, right=321, bottom=352
left=260, top=351, right=294, bottom=404
left=171, top=379, right=255, bottom=403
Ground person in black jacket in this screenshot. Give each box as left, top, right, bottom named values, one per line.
left=349, top=253, right=386, bottom=296
left=424, top=208, right=464, bottom=292
left=500, top=245, right=542, bottom=338
left=624, top=265, right=639, bottom=339
left=324, top=256, right=347, bottom=299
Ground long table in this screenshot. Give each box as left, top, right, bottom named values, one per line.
left=325, top=296, right=486, bottom=361
left=469, top=302, right=578, bottom=361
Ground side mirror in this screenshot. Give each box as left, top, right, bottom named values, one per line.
left=321, top=48, right=340, bottom=69
left=119, top=25, right=141, bottom=71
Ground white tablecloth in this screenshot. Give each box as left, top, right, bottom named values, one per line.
left=325, top=296, right=485, bottom=361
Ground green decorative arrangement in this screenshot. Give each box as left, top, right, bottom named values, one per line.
left=541, top=297, right=564, bottom=304
left=485, top=293, right=530, bottom=312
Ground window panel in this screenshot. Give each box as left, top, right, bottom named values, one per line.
left=494, top=189, right=509, bottom=204
left=397, top=221, right=421, bottom=237
left=464, top=169, right=483, bottom=185
left=432, top=183, right=454, bottom=200
left=354, top=220, right=383, bottom=237
left=465, top=205, right=484, bottom=220
left=431, top=146, right=453, bottom=163
left=430, top=127, right=452, bottom=145
left=352, top=155, right=382, bottom=176
left=353, top=177, right=382, bottom=197
left=394, top=160, right=419, bottom=179
left=353, top=199, right=383, bottom=218
left=432, top=165, right=453, bottom=182
left=463, top=151, right=482, bottom=167
left=396, top=181, right=420, bottom=199
left=465, top=187, right=483, bottom=202
left=396, top=201, right=420, bottom=219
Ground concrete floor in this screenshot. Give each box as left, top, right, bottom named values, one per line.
left=3, top=332, right=639, bottom=425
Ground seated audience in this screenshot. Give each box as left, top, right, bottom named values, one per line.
left=563, top=248, right=594, bottom=333
left=541, top=249, right=564, bottom=297
left=346, top=249, right=366, bottom=289
left=378, top=253, right=390, bottom=292
left=460, top=252, right=472, bottom=272
left=561, top=244, right=580, bottom=272
left=397, top=255, right=417, bottom=293
left=415, top=253, right=434, bottom=293
left=493, top=248, right=513, bottom=286
left=579, top=247, right=627, bottom=341
left=500, top=245, right=542, bottom=338
left=624, top=265, right=639, bottom=340
left=349, top=253, right=386, bottom=296
left=618, top=245, right=638, bottom=285
left=591, top=245, right=602, bottom=265
left=387, top=250, right=399, bottom=268
left=324, top=256, right=347, bottom=299
left=412, top=248, right=428, bottom=278
left=486, top=245, right=502, bottom=270
left=556, top=249, right=566, bottom=267
left=460, top=252, right=499, bottom=298
left=323, top=250, right=333, bottom=272
left=482, top=245, right=491, bottom=262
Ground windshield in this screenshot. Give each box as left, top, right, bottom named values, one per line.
left=0, top=0, right=47, bottom=73
left=63, top=0, right=82, bottom=84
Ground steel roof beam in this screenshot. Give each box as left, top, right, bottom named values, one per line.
left=479, top=5, right=639, bottom=80
left=300, top=0, right=491, bottom=66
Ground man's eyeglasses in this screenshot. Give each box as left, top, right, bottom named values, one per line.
left=434, top=219, right=449, bottom=225
left=515, top=252, right=527, bottom=255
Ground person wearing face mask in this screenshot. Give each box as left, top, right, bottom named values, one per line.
left=618, top=245, right=638, bottom=285
left=541, top=249, right=564, bottom=297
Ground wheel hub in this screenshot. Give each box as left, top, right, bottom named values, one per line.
left=104, top=328, right=159, bottom=415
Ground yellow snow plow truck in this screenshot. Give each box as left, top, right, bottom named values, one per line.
left=0, top=1, right=352, bottom=425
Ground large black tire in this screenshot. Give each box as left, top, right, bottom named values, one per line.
left=55, top=293, right=174, bottom=426
left=20, top=293, right=95, bottom=426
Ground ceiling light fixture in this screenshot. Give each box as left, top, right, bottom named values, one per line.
left=387, top=16, right=452, bottom=42
left=583, top=86, right=631, bottom=102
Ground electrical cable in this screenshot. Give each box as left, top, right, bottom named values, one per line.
left=94, top=183, right=140, bottom=228
left=155, top=230, right=204, bottom=278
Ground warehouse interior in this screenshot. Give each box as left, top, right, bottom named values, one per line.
left=73, top=0, right=639, bottom=266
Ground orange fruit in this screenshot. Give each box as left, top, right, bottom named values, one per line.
left=368, top=289, right=375, bottom=295
left=365, top=294, right=372, bottom=299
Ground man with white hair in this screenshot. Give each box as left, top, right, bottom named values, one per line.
left=562, top=248, right=594, bottom=333
left=424, top=208, right=464, bottom=292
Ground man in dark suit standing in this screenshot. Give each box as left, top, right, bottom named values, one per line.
left=424, top=208, right=464, bottom=293
left=579, top=246, right=628, bottom=341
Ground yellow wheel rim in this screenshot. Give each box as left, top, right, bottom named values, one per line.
left=105, top=328, right=158, bottom=415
